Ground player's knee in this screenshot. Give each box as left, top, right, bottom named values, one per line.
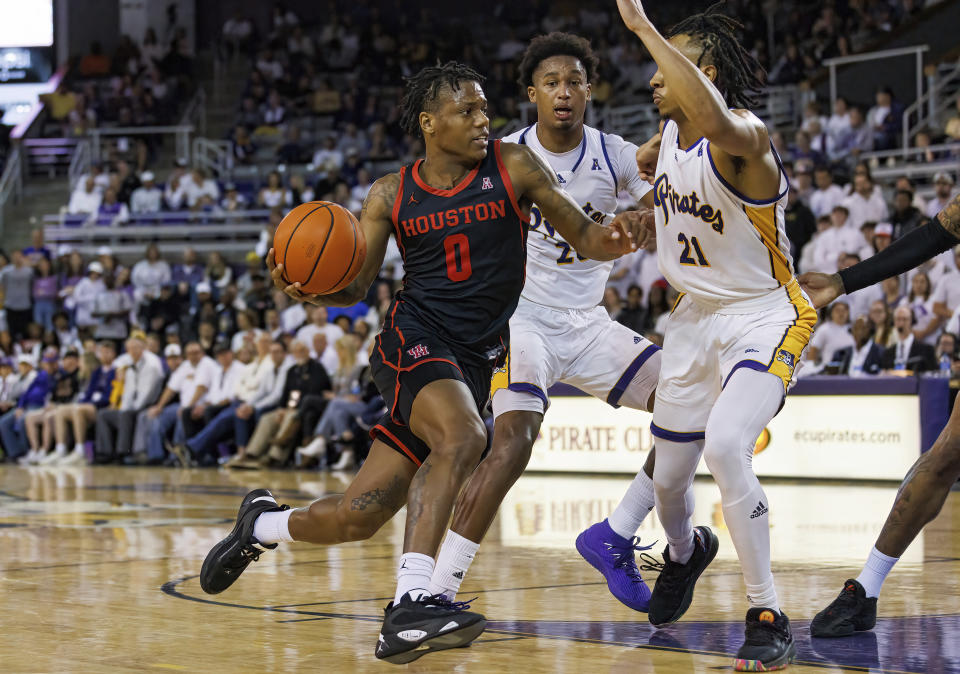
left=488, top=417, right=537, bottom=480
left=426, top=418, right=487, bottom=468
left=927, top=440, right=960, bottom=485
left=702, top=424, right=751, bottom=473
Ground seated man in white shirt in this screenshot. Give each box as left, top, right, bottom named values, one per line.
left=812, top=206, right=870, bottom=273
left=842, top=174, right=889, bottom=230
left=182, top=168, right=221, bottom=208
left=141, top=342, right=218, bottom=464
left=810, top=166, right=846, bottom=219
left=67, top=177, right=102, bottom=215
left=808, top=301, right=856, bottom=367
left=94, top=336, right=164, bottom=461
left=311, top=332, right=339, bottom=375
left=130, top=172, right=164, bottom=214
left=170, top=342, right=248, bottom=466
left=223, top=339, right=292, bottom=466
left=295, top=306, right=344, bottom=355
left=925, top=172, right=958, bottom=220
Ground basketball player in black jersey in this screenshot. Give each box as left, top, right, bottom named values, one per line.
left=199, top=62, right=648, bottom=664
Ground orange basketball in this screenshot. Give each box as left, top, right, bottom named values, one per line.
left=273, top=201, right=366, bottom=295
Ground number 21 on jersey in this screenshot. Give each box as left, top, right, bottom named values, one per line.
left=677, top=232, right=710, bottom=267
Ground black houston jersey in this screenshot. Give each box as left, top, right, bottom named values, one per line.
left=388, top=140, right=528, bottom=364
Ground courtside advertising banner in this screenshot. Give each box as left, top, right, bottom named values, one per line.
left=528, top=394, right=919, bottom=481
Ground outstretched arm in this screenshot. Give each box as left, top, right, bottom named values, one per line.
left=501, top=143, right=648, bottom=260
left=799, top=196, right=960, bottom=307
left=268, top=173, right=400, bottom=307
left=615, top=0, right=768, bottom=158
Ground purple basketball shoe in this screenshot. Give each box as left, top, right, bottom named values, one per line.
left=576, top=519, right=659, bottom=612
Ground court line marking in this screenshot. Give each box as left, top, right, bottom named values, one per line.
left=160, top=574, right=927, bottom=674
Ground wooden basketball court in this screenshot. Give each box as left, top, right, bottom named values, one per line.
left=3, top=466, right=959, bottom=672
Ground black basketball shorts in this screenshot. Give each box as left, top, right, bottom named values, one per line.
left=369, top=322, right=493, bottom=466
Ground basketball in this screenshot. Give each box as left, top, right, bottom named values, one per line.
left=273, top=201, right=366, bottom=295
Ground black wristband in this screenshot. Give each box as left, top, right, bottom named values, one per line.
left=838, top=219, right=960, bottom=294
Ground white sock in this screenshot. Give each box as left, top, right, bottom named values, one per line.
left=609, top=466, right=656, bottom=539
left=745, top=577, right=780, bottom=612
left=856, top=546, right=899, bottom=598
left=54, top=443, right=67, bottom=454
left=394, top=552, right=435, bottom=604
left=252, top=509, right=294, bottom=544
left=428, top=531, right=480, bottom=599
left=73, top=443, right=84, bottom=454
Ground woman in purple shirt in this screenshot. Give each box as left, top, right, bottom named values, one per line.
left=32, top=257, right=60, bottom=331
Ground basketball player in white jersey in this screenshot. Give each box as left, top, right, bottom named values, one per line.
left=426, top=33, right=667, bottom=612
left=609, top=1, right=819, bottom=670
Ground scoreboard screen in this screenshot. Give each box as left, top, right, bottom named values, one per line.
left=0, top=0, right=53, bottom=83
left=0, top=0, right=53, bottom=47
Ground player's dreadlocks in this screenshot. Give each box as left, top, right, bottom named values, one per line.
left=665, top=1, right=766, bottom=109
left=399, top=62, right=486, bottom=137
left=517, top=32, right=600, bottom=88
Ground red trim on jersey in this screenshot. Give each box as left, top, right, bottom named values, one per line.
left=411, top=158, right=480, bottom=197
left=375, top=333, right=393, bottom=371
left=493, top=140, right=526, bottom=222
left=392, top=324, right=406, bottom=423
left=388, top=300, right=399, bottom=329
left=371, top=424, right=422, bottom=466
left=390, top=167, right=407, bottom=259
left=399, top=357, right=465, bottom=378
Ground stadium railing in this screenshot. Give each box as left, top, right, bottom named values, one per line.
left=89, top=125, right=195, bottom=167
left=42, top=209, right=270, bottom=259
left=0, top=148, right=23, bottom=236
left=864, top=141, right=960, bottom=183
left=193, top=137, right=232, bottom=179
left=902, top=57, right=960, bottom=151
left=67, top=139, right=92, bottom=190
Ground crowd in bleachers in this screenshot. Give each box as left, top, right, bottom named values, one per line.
left=0, top=232, right=404, bottom=469
left=39, top=21, right=196, bottom=172
left=211, top=1, right=945, bottom=214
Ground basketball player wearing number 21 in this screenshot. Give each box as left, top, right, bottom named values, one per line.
left=428, top=32, right=668, bottom=615
left=616, top=1, right=818, bottom=670
left=199, top=62, right=649, bottom=665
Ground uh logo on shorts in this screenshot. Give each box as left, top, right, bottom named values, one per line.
left=407, top=344, right=430, bottom=359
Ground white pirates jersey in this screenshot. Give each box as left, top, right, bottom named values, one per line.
left=653, top=119, right=793, bottom=307
left=502, top=123, right=651, bottom=310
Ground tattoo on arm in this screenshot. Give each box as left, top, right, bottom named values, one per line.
left=350, top=474, right=405, bottom=512
left=327, top=173, right=401, bottom=305
left=937, top=193, right=960, bottom=240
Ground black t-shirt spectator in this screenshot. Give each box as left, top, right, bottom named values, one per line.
left=282, top=360, right=332, bottom=407
left=52, top=368, right=81, bottom=403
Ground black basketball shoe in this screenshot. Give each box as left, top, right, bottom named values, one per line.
left=810, top=579, right=878, bottom=637
left=199, top=489, right=289, bottom=594
left=648, top=526, right=719, bottom=627
left=733, top=608, right=797, bottom=671
left=375, top=593, right=486, bottom=664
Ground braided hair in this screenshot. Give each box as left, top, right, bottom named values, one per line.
left=399, top=62, right=486, bottom=137
left=665, top=1, right=765, bottom=109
